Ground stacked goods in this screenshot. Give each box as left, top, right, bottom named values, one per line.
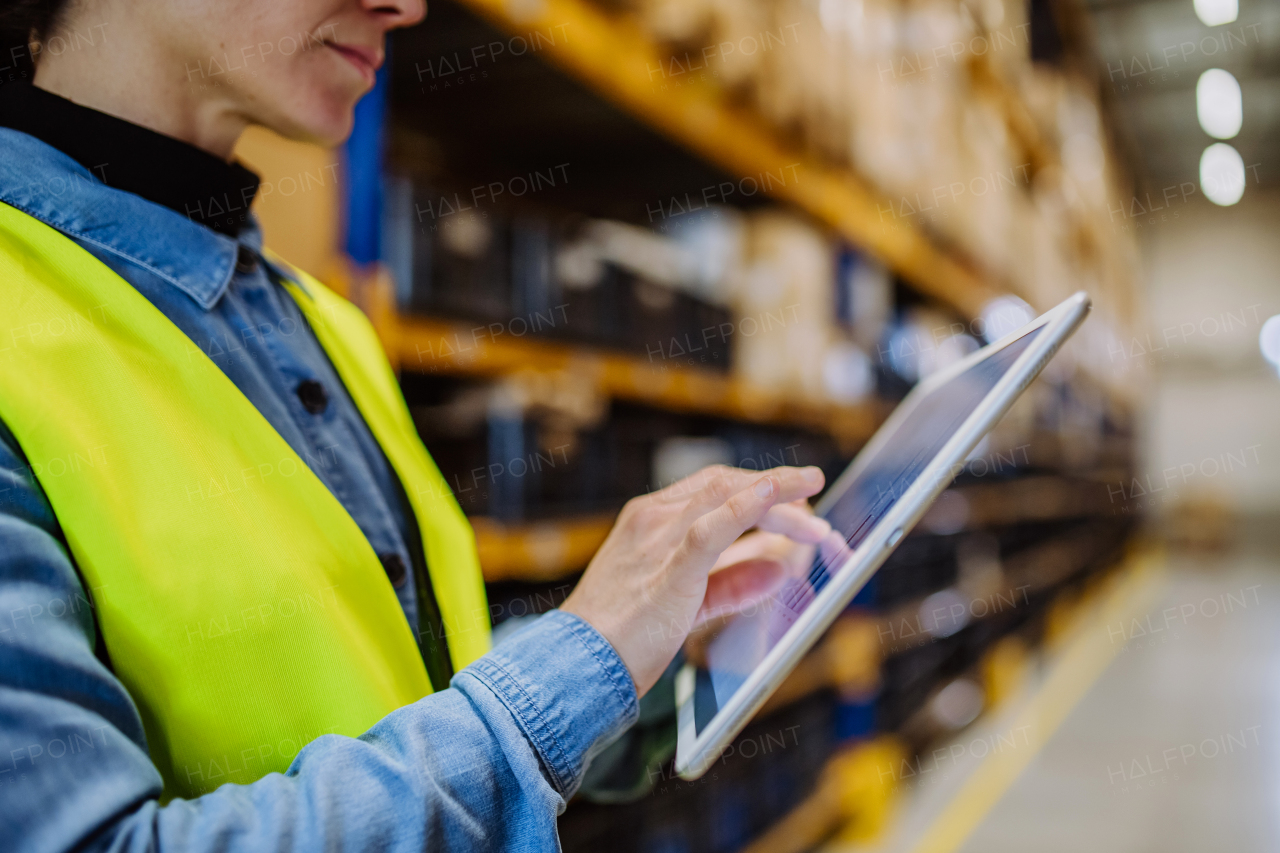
left=733, top=210, right=836, bottom=400
left=560, top=692, right=840, bottom=853
left=402, top=374, right=844, bottom=523
left=393, top=170, right=889, bottom=407
left=951, top=98, right=1019, bottom=280
left=390, top=183, right=739, bottom=370
left=611, top=0, right=1139, bottom=360
left=1015, top=70, right=1143, bottom=350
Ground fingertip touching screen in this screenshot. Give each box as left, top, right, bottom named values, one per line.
left=693, top=326, right=1044, bottom=734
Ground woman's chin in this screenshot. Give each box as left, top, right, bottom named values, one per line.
left=268, top=100, right=357, bottom=148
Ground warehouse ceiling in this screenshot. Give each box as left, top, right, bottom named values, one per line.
left=1081, top=0, right=1280, bottom=193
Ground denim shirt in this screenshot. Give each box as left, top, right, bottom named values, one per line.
left=0, top=128, right=638, bottom=852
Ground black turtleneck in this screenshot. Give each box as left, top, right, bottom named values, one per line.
left=0, top=83, right=260, bottom=237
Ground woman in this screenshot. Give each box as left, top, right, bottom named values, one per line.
left=0, top=1, right=831, bottom=850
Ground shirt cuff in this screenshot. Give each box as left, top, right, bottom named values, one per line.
left=454, top=609, right=639, bottom=797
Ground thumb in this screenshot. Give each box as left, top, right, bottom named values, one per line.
left=695, top=558, right=787, bottom=629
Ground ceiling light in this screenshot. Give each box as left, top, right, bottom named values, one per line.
left=1196, top=69, right=1243, bottom=139
left=1260, top=315, right=1280, bottom=370
left=1194, top=0, right=1237, bottom=26
left=1200, top=143, right=1246, bottom=206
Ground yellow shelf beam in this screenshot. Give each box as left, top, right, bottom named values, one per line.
left=454, top=0, right=1004, bottom=321
left=393, top=312, right=885, bottom=449
left=944, top=475, right=1114, bottom=528
left=472, top=514, right=615, bottom=583
left=742, top=737, right=907, bottom=853
left=968, top=56, right=1058, bottom=181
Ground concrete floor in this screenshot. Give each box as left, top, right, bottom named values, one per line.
left=847, top=543, right=1280, bottom=853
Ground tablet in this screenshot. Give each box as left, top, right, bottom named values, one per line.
left=674, top=291, right=1091, bottom=779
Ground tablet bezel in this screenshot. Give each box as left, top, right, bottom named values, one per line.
left=674, top=291, right=1091, bottom=780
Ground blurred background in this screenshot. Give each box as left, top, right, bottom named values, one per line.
left=235, top=0, right=1279, bottom=847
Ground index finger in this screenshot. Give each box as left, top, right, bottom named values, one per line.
left=678, top=466, right=825, bottom=526
left=653, top=464, right=824, bottom=505
left=650, top=464, right=736, bottom=504
left=677, top=468, right=825, bottom=564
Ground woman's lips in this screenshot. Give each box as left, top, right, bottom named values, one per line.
left=326, top=43, right=381, bottom=86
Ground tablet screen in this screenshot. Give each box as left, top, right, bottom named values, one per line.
left=693, top=326, right=1044, bottom=733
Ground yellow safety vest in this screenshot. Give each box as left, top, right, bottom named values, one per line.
left=0, top=202, right=489, bottom=798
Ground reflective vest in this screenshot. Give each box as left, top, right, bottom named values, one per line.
left=0, top=202, right=489, bottom=798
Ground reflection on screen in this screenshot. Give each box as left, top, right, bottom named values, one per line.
left=697, top=327, right=1043, bottom=731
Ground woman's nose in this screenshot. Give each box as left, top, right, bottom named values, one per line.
left=363, top=0, right=427, bottom=29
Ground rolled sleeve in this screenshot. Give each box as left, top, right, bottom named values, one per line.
left=456, top=610, right=639, bottom=798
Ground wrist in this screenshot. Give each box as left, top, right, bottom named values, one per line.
left=561, top=597, right=651, bottom=696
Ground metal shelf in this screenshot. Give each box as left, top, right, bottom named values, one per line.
left=452, top=0, right=1006, bottom=322
left=472, top=513, right=614, bottom=583
left=389, top=310, right=886, bottom=449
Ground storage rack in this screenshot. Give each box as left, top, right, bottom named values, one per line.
left=359, top=0, right=1136, bottom=579
left=448, top=0, right=1006, bottom=321
left=389, top=310, right=887, bottom=448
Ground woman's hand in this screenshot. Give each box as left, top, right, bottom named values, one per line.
left=561, top=465, right=826, bottom=697
left=681, top=500, right=834, bottom=667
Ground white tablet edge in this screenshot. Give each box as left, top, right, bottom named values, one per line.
left=673, top=291, right=1091, bottom=780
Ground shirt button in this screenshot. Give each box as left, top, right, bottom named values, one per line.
left=379, top=553, right=408, bottom=587
left=235, top=245, right=259, bottom=275
left=296, top=379, right=328, bottom=414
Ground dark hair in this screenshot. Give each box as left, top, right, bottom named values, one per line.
left=0, top=0, right=71, bottom=82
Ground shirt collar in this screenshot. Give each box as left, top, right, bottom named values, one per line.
left=0, top=127, right=244, bottom=310
left=0, top=83, right=261, bottom=237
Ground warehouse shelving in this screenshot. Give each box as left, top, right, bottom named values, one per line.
left=462, top=470, right=1122, bottom=585
left=395, top=313, right=885, bottom=443
left=927, top=474, right=1117, bottom=529
left=358, top=272, right=886, bottom=449
left=970, top=57, right=1105, bottom=271
left=363, top=0, right=1136, bottom=593
left=968, top=51, right=1138, bottom=332
left=340, top=270, right=879, bottom=583
left=382, top=0, right=1134, bottom=441
left=471, top=513, right=615, bottom=583
left=449, top=0, right=1007, bottom=323
left=346, top=269, right=883, bottom=585
left=969, top=55, right=1059, bottom=183
left=742, top=737, right=906, bottom=853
